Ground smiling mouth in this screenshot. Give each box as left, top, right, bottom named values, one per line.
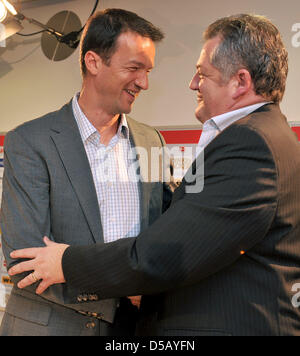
left=125, top=89, right=138, bottom=99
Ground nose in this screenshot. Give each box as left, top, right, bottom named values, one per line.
left=189, top=73, right=199, bottom=91
left=135, top=71, right=149, bottom=91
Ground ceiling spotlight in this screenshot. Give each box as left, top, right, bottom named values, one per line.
left=2, top=0, right=17, bottom=16
left=0, top=1, right=8, bottom=23
left=0, top=0, right=99, bottom=61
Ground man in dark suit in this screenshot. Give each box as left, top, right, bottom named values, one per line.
left=8, top=14, right=300, bottom=336
left=0, top=9, right=173, bottom=336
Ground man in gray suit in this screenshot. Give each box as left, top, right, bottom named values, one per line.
left=9, top=14, right=300, bottom=335
left=0, top=9, right=173, bottom=336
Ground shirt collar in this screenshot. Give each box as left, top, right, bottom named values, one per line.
left=206, top=102, right=272, bottom=132
left=72, top=93, right=130, bottom=143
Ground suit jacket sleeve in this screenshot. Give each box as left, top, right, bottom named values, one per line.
left=62, top=123, right=278, bottom=299
left=0, top=130, right=64, bottom=302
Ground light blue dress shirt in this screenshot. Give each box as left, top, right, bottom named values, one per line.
left=197, top=102, right=271, bottom=153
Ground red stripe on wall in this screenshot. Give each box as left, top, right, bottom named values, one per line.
left=160, top=126, right=300, bottom=145
left=160, top=130, right=202, bottom=144
left=292, top=126, right=300, bottom=140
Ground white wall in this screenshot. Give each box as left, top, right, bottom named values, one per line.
left=1, top=0, right=300, bottom=133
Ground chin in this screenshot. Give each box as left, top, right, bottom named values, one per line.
left=195, top=110, right=203, bottom=123
left=123, top=105, right=133, bottom=114
left=195, top=106, right=210, bottom=124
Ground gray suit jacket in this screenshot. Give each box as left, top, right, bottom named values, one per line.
left=0, top=100, right=173, bottom=335
left=61, top=104, right=300, bottom=335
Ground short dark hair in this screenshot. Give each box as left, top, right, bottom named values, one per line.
left=204, top=14, right=288, bottom=103
left=80, top=8, right=164, bottom=76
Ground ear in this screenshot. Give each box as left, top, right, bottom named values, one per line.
left=84, top=51, right=102, bottom=76
left=231, top=69, right=252, bottom=100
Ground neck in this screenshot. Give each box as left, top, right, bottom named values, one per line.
left=215, top=94, right=269, bottom=120
left=78, top=87, right=120, bottom=146
left=199, top=94, right=268, bottom=125
left=230, top=95, right=269, bottom=112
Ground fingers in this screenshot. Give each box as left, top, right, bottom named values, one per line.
left=43, top=236, right=54, bottom=246
left=17, top=272, right=37, bottom=289
left=10, top=236, right=52, bottom=259
left=36, top=280, right=50, bottom=295
left=8, top=259, right=35, bottom=276
left=11, top=267, right=50, bottom=294
left=8, top=239, right=67, bottom=295
left=10, top=247, right=41, bottom=260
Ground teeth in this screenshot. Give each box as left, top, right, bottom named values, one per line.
left=126, top=90, right=135, bottom=96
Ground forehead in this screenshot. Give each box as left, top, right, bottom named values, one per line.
left=116, top=31, right=155, bottom=54
left=113, top=31, right=156, bottom=67
left=196, top=36, right=221, bottom=68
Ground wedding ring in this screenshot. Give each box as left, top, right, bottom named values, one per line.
left=31, top=272, right=39, bottom=283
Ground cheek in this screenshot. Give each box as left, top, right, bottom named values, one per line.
left=198, top=80, right=205, bottom=92
left=198, top=79, right=211, bottom=96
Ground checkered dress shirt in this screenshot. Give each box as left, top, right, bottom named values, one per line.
left=72, top=94, right=141, bottom=243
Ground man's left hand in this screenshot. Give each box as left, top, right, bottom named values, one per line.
left=8, top=236, right=69, bottom=294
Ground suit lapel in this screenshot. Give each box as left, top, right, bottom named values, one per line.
left=127, top=117, right=158, bottom=230
left=50, top=102, right=104, bottom=243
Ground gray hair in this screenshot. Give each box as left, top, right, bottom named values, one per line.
left=204, top=14, right=288, bottom=103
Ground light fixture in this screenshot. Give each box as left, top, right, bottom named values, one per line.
left=0, top=0, right=18, bottom=23
left=0, top=2, right=7, bottom=23
left=0, top=0, right=68, bottom=42
left=2, top=0, right=17, bottom=16
left=0, top=0, right=99, bottom=61
left=0, top=0, right=23, bottom=43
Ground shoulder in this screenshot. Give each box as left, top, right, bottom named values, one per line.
left=204, top=103, right=300, bottom=177
left=230, top=104, right=298, bottom=157
left=5, top=101, right=72, bottom=146
left=204, top=109, right=276, bottom=168
left=126, top=116, right=164, bottom=142
left=234, top=104, right=294, bottom=143
left=126, top=116, right=158, bottom=132
left=213, top=104, right=292, bottom=148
